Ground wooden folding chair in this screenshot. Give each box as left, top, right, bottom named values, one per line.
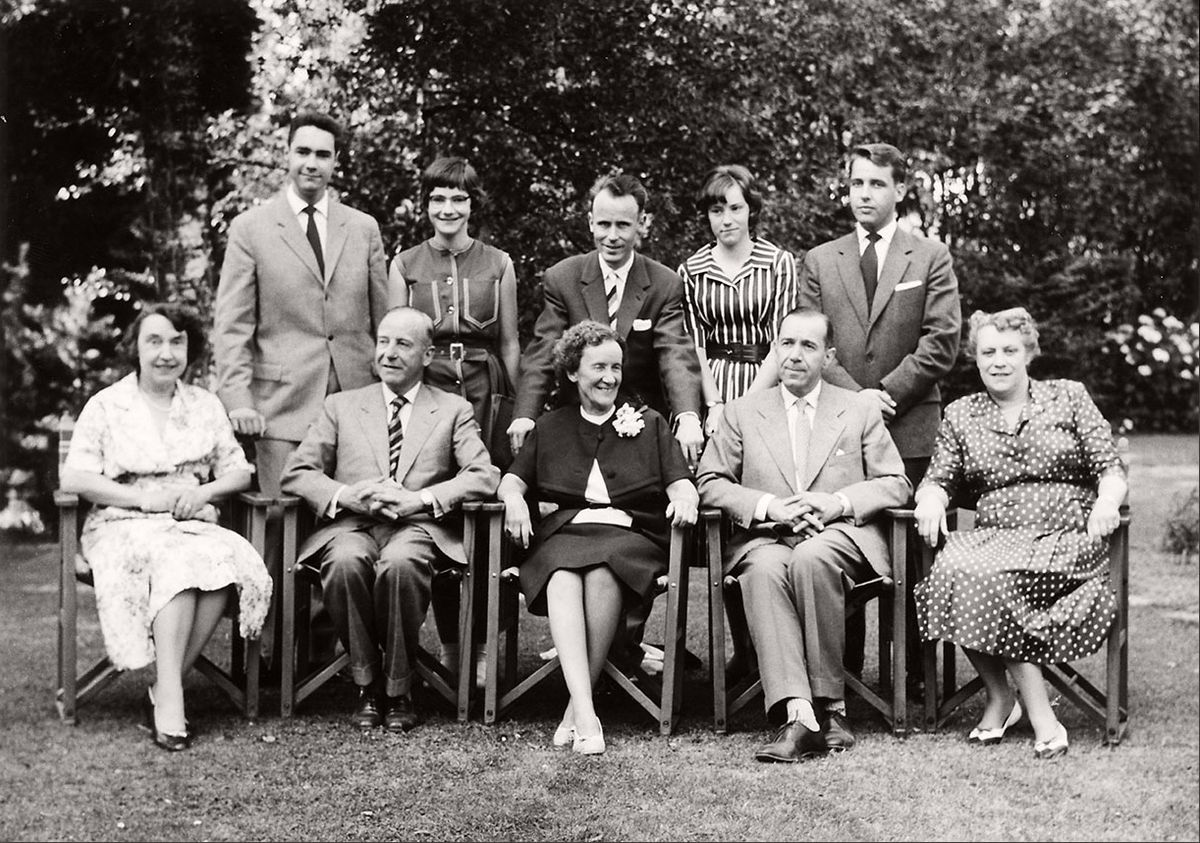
left=54, top=416, right=265, bottom=724
left=278, top=497, right=483, bottom=721
left=707, top=507, right=914, bottom=737
left=475, top=501, right=694, bottom=735
left=920, top=507, right=1131, bottom=745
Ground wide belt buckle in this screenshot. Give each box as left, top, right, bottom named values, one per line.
left=449, top=342, right=465, bottom=362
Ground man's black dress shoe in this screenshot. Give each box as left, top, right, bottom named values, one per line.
left=383, top=694, right=420, bottom=733
left=352, top=686, right=382, bottom=730
left=821, top=711, right=856, bottom=753
left=754, top=720, right=828, bottom=763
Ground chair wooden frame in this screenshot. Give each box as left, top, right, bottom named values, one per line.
left=707, top=507, right=914, bottom=737
left=475, top=501, right=693, bottom=735
left=919, top=508, right=1131, bottom=745
left=54, top=419, right=265, bottom=724
left=278, top=496, right=483, bottom=721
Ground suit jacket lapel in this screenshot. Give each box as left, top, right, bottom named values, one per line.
left=868, top=228, right=914, bottom=330
left=272, top=193, right=324, bottom=285
left=615, top=255, right=651, bottom=335
left=804, top=390, right=847, bottom=489
left=323, top=201, right=350, bottom=284
left=394, top=386, right=437, bottom=481
left=833, top=233, right=869, bottom=331
left=356, top=388, right=390, bottom=477
left=580, top=253, right=610, bottom=324
left=756, top=392, right=799, bottom=493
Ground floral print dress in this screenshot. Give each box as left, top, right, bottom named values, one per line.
left=914, top=379, right=1125, bottom=664
left=65, top=374, right=273, bottom=671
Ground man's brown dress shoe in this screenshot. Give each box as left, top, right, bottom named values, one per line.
left=754, top=719, right=828, bottom=763
left=352, top=686, right=382, bottom=730
left=821, top=711, right=856, bottom=753
left=383, top=694, right=420, bottom=733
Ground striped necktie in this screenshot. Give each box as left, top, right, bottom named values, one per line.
left=388, top=396, right=406, bottom=479
left=605, top=272, right=621, bottom=328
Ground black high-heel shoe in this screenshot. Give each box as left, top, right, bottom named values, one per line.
left=143, top=687, right=191, bottom=751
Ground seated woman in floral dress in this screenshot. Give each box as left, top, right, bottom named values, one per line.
left=61, top=303, right=272, bottom=751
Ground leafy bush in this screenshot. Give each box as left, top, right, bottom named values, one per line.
left=1103, top=309, right=1200, bottom=433
left=1162, top=484, right=1199, bottom=563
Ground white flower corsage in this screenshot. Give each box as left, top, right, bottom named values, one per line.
left=613, top=403, right=646, bottom=438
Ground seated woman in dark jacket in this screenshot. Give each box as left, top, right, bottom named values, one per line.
left=496, top=321, right=698, bottom=755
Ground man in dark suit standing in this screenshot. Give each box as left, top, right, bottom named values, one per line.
left=798, top=141, right=962, bottom=677
left=698, top=308, right=910, bottom=763
left=507, top=172, right=704, bottom=464
left=214, top=111, right=389, bottom=664
left=281, top=307, right=499, bottom=731
left=506, top=172, right=704, bottom=671
left=799, top=142, right=961, bottom=489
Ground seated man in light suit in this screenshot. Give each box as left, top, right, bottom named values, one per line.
left=281, top=307, right=499, bottom=732
left=696, top=307, right=910, bottom=763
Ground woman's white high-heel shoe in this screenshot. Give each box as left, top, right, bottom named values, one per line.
left=572, top=720, right=605, bottom=755
left=552, top=724, right=575, bottom=748
left=1033, top=722, right=1069, bottom=760
left=968, top=699, right=1023, bottom=745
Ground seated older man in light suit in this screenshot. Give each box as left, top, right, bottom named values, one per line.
left=697, top=306, right=910, bottom=763
left=282, top=307, right=499, bottom=732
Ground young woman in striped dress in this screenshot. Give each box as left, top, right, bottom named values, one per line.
left=679, top=165, right=800, bottom=679
left=678, top=164, right=800, bottom=439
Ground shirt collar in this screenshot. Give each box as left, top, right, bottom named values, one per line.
left=580, top=405, right=617, bottom=425
left=287, top=184, right=330, bottom=218
left=856, top=217, right=897, bottom=248
left=598, top=252, right=635, bottom=284
left=781, top=380, right=822, bottom=412
left=381, top=381, right=422, bottom=408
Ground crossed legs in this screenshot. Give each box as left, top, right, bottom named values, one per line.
left=151, top=586, right=231, bottom=733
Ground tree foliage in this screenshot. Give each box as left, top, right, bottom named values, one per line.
left=2, top=0, right=1197, bottom=530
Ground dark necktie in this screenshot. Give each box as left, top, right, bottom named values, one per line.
left=302, top=205, right=325, bottom=279
left=388, top=396, right=406, bottom=479
left=861, top=231, right=881, bottom=309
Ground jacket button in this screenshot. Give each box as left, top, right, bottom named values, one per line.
left=327, top=335, right=334, bottom=341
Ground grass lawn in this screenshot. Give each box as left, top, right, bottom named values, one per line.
left=1, top=434, right=1196, bottom=842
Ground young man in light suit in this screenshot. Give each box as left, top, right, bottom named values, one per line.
left=697, top=307, right=910, bottom=763
left=281, top=307, right=499, bottom=731
left=214, top=111, right=389, bottom=666
left=798, top=142, right=962, bottom=677
left=506, top=171, right=705, bottom=672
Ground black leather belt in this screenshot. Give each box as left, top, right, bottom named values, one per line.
left=430, top=342, right=492, bottom=362
left=707, top=341, right=770, bottom=364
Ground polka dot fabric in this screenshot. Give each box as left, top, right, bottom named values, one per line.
left=913, top=379, right=1125, bottom=664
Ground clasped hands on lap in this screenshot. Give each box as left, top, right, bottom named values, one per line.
left=341, top=478, right=426, bottom=521
left=765, top=491, right=845, bottom=538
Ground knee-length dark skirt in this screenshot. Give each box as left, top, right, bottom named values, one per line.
left=519, top=523, right=665, bottom=616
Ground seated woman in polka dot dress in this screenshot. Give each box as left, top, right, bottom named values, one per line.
left=912, top=307, right=1127, bottom=761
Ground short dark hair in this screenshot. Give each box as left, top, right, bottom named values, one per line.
left=553, top=320, right=624, bottom=382
left=778, top=306, right=835, bottom=348
left=588, top=172, right=648, bottom=213
left=694, top=164, right=763, bottom=230
left=287, top=111, right=344, bottom=150
left=848, top=142, right=907, bottom=184
left=420, top=156, right=488, bottom=211
left=120, top=302, right=208, bottom=374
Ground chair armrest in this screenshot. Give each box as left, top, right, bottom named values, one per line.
left=54, top=490, right=79, bottom=507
